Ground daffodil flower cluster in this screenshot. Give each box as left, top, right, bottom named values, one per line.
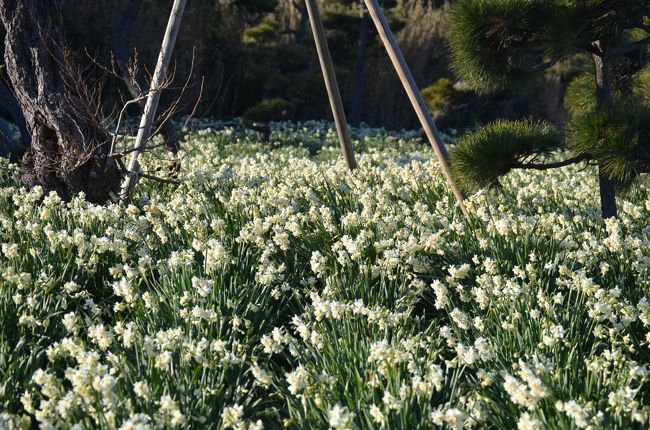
left=0, top=121, right=648, bottom=429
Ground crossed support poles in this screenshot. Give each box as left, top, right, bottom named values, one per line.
left=306, top=0, right=468, bottom=217
left=123, top=0, right=467, bottom=217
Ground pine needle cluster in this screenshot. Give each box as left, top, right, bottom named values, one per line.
left=567, top=102, right=650, bottom=187
left=451, top=119, right=562, bottom=193
left=447, top=0, right=650, bottom=205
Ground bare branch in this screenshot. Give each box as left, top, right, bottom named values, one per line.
left=139, top=171, right=180, bottom=185
left=110, top=94, right=149, bottom=155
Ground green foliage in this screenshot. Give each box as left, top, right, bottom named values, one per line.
left=322, top=1, right=405, bottom=62
left=449, top=0, right=650, bottom=200
left=242, top=98, right=294, bottom=125
left=566, top=61, right=650, bottom=117
left=565, top=67, right=648, bottom=117
left=567, top=102, right=650, bottom=186
left=552, top=1, right=648, bottom=45
left=633, top=67, right=650, bottom=102
left=451, top=119, right=562, bottom=193
left=235, top=0, right=409, bottom=126
left=322, top=7, right=361, bottom=30
left=449, top=0, right=648, bottom=93
left=381, top=7, right=406, bottom=33
left=237, top=42, right=317, bottom=116
left=565, top=73, right=597, bottom=117
left=538, top=3, right=582, bottom=59
left=448, top=0, right=553, bottom=92
left=421, top=78, right=457, bottom=115
left=242, top=15, right=279, bottom=46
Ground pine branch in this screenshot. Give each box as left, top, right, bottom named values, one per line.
left=513, top=154, right=590, bottom=170
left=609, top=36, right=650, bottom=57
left=577, top=41, right=602, bottom=57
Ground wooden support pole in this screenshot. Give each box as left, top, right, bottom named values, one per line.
left=305, top=0, right=357, bottom=171
left=120, top=0, right=187, bottom=200
left=363, top=0, right=468, bottom=217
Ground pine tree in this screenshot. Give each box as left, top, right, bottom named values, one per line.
left=448, top=0, right=650, bottom=218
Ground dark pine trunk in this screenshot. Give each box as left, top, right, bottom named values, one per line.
left=294, top=1, right=309, bottom=46
left=349, top=0, right=369, bottom=126
left=0, top=0, right=121, bottom=203
left=593, top=53, right=617, bottom=219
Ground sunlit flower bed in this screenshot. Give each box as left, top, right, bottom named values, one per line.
left=1, top=122, right=648, bottom=429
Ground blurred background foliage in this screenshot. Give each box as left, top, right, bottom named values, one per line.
left=0, top=0, right=586, bottom=131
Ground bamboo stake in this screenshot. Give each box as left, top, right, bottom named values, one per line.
left=305, top=0, right=357, bottom=171
left=120, top=0, right=187, bottom=200
left=362, top=0, right=468, bottom=217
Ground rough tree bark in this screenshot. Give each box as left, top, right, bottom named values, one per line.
left=593, top=52, right=617, bottom=219
left=112, top=0, right=180, bottom=153
left=0, top=118, right=11, bottom=158
left=0, top=80, right=30, bottom=147
left=0, top=0, right=121, bottom=203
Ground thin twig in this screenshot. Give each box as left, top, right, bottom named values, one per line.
left=110, top=95, right=148, bottom=155
left=139, top=172, right=180, bottom=185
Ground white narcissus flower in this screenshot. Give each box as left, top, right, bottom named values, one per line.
left=517, top=412, right=544, bottom=430
left=328, top=404, right=354, bottom=430
left=3, top=123, right=650, bottom=429
left=222, top=404, right=244, bottom=429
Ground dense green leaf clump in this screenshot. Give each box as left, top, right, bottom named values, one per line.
left=633, top=67, right=650, bottom=101
left=564, top=72, right=598, bottom=117
left=567, top=102, right=650, bottom=185
left=241, top=98, right=294, bottom=125
left=449, top=0, right=543, bottom=92
left=421, top=78, right=457, bottom=115
left=451, top=120, right=562, bottom=192
left=449, top=0, right=649, bottom=93
left=448, top=0, right=585, bottom=92
left=242, top=15, right=279, bottom=46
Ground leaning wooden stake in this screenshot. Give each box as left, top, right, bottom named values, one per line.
left=363, top=0, right=468, bottom=217
left=305, top=0, right=357, bottom=171
left=120, top=0, right=187, bottom=200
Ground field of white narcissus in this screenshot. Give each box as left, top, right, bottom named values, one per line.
left=0, top=121, right=649, bottom=429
